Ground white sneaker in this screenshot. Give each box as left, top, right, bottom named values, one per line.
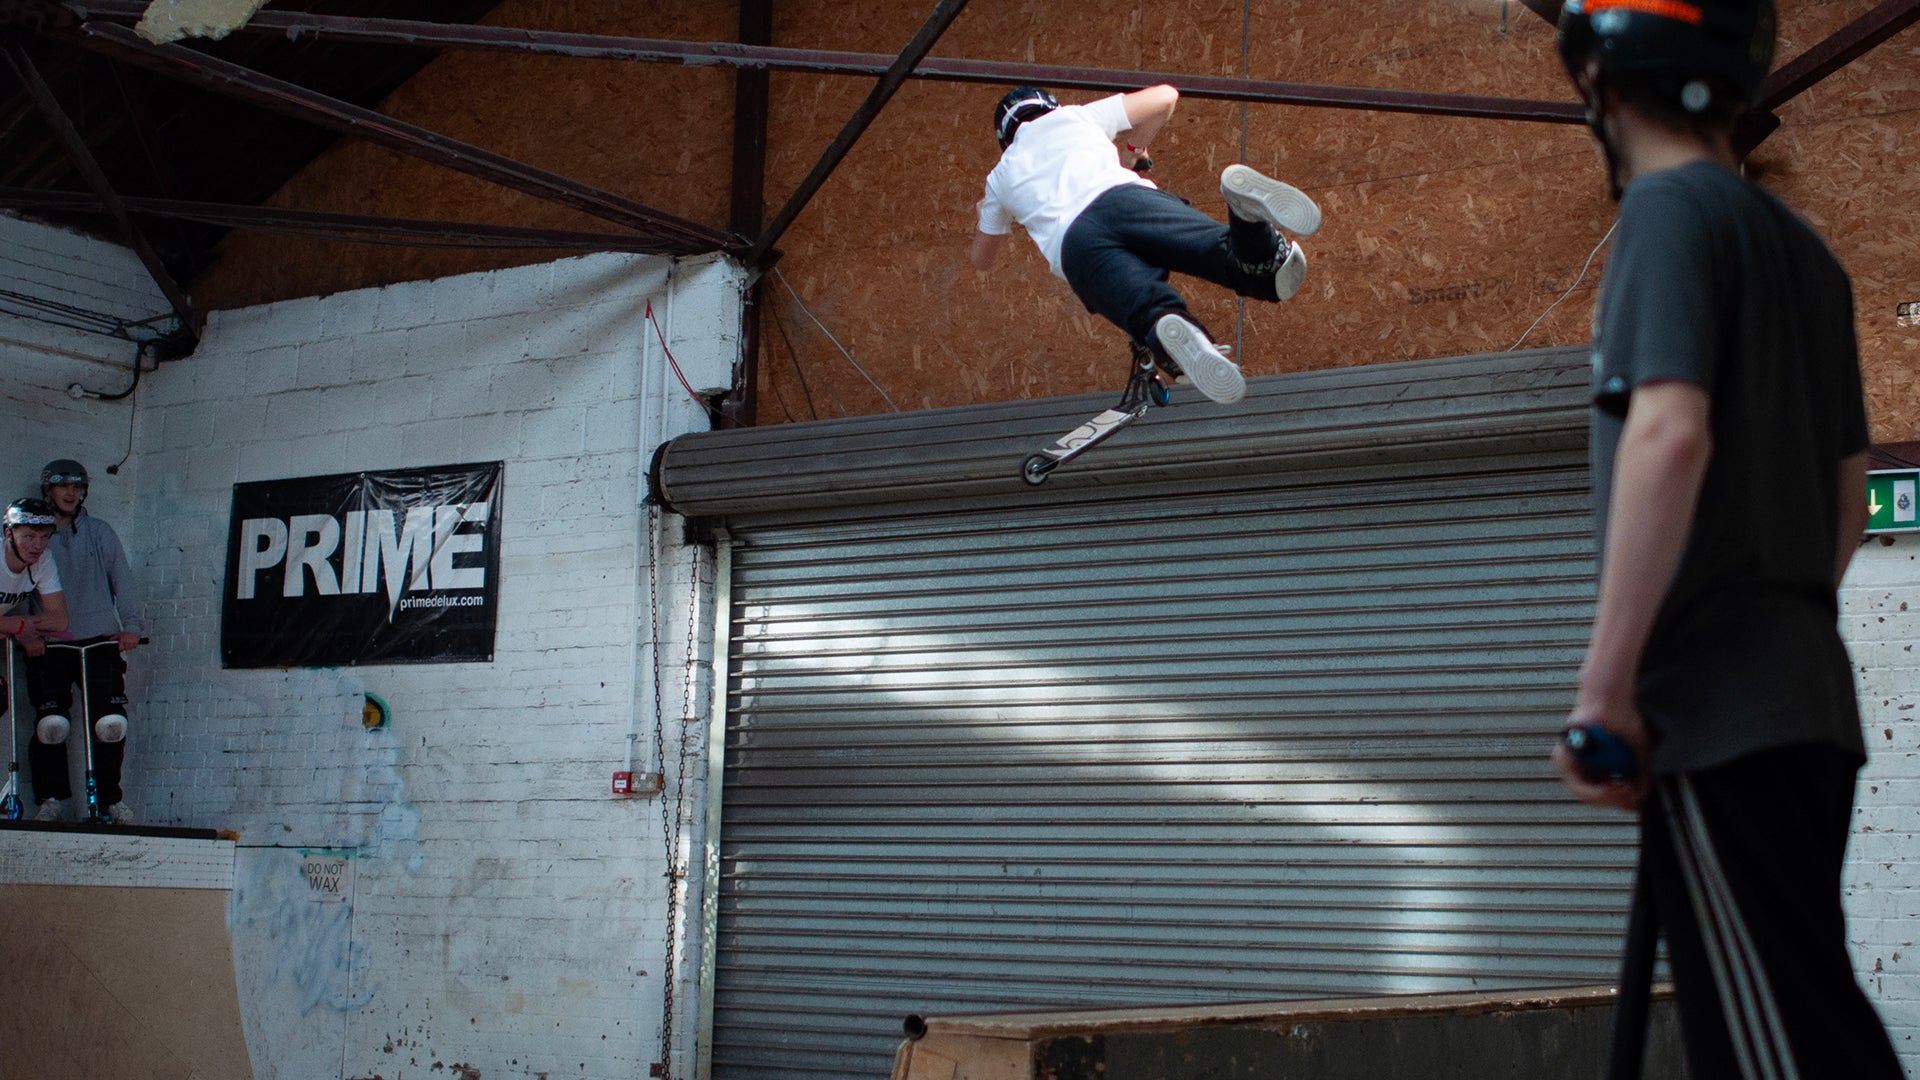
left=1221, top=164, right=1321, bottom=236
left=33, top=800, right=62, bottom=822
left=1154, top=314, right=1245, bottom=405
left=1274, top=240, right=1309, bottom=301
left=106, top=802, right=135, bottom=826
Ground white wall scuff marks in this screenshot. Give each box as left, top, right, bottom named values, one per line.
left=1840, top=534, right=1920, bottom=1070
left=230, top=848, right=365, bottom=1080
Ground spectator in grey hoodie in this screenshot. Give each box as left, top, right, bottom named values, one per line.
left=27, top=459, right=146, bottom=824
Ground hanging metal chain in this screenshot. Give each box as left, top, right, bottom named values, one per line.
left=676, top=532, right=703, bottom=866
left=651, top=505, right=709, bottom=1080
left=645, top=503, right=680, bottom=1080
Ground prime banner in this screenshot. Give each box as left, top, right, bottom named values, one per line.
left=222, top=463, right=503, bottom=668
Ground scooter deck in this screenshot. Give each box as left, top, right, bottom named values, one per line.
left=1021, top=343, right=1173, bottom=486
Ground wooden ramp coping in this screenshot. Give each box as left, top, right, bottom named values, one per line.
left=894, top=985, right=1684, bottom=1080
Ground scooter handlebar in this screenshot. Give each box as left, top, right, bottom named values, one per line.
left=42, top=636, right=149, bottom=651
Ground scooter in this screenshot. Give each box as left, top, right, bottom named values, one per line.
left=42, top=637, right=134, bottom=825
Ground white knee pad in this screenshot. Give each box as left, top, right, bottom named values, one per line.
left=95, top=714, right=127, bottom=744
left=36, top=714, right=70, bottom=744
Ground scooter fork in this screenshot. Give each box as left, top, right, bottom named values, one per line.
left=1, top=638, right=19, bottom=820
left=44, top=639, right=113, bottom=824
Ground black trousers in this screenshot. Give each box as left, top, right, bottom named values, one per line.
left=1060, top=184, right=1281, bottom=357
left=25, top=637, right=128, bottom=805
left=1641, top=745, right=1902, bottom=1080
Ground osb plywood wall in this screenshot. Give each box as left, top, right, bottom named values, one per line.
left=188, top=0, right=1920, bottom=438
left=1762, top=5, right=1920, bottom=444
left=189, top=0, right=739, bottom=307
left=758, top=0, right=1604, bottom=422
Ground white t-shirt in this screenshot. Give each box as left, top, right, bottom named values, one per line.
left=978, top=94, right=1155, bottom=278
left=0, top=548, right=60, bottom=613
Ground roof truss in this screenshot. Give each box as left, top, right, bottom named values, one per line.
left=8, top=0, right=1916, bottom=364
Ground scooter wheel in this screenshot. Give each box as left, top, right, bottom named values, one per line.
left=0, top=794, right=19, bottom=821
left=1149, top=379, right=1172, bottom=407
left=1021, top=454, right=1054, bottom=486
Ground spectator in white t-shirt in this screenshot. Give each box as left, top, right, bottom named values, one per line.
left=2, top=498, right=69, bottom=821
left=1, top=497, right=68, bottom=657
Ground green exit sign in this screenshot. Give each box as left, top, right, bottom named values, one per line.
left=1868, top=470, right=1920, bottom=533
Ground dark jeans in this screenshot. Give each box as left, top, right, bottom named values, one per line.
left=1640, top=745, right=1902, bottom=1080
left=1059, top=183, right=1282, bottom=355
left=26, top=636, right=128, bottom=805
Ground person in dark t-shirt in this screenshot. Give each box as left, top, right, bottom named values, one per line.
left=1551, top=2, right=1901, bottom=1077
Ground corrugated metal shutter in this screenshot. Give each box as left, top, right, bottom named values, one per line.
left=662, top=349, right=1635, bottom=1080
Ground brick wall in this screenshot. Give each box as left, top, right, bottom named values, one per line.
left=119, top=251, right=740, bottom=1080
left=0, top=214, right=165, bottom=515
left=1842, top=533, right=1920, bottom=1074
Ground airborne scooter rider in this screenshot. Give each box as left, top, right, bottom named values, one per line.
left=970, top=84, right=1321, bottom=405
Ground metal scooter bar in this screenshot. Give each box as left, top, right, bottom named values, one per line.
left=1, top=638, right=19, bottom=820
left=40, top=637, right=144, bottom=824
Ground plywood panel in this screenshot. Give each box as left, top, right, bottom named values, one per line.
left=0, top=882, right=252, bottom=1080
left=759, top=0, right=1617, bottom=418
left=191, top=0, right=737, bottom=310
left=758, top=0, right=1918, bottom=426
left=1759, top=22, right=1920, bottom=445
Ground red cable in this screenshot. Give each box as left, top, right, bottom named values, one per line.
left=645, top=301, right=713, bottom=414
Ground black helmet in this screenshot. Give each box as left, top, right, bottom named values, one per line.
left=4, top=497, right=58, bottom=530
left=1557, top=0, right=1775, bottom=117
left=40, top=458, right=88, bottom=495
left=994, top=86, right=1059, bottom=150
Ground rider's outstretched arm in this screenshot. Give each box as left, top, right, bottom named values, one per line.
left=970, top=228, right=1008, bottom=271
left=1119, top=85, right=1177, bottom=160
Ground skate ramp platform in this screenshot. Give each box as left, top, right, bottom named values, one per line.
left=893, top=985, right=1686, bottom=1080
left=0, top=823, right=249, bottom=1080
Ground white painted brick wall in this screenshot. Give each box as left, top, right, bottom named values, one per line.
left=0, top=213, right=176, bottom=347
left=111, top=251, right=741, bottom=1080
left=0, top=214, right=163, bottom=517
left=1842, top=534, right=1920, bottom=1076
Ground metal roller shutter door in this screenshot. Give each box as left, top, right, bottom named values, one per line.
left=666, top=349, right=1632, bottom=1078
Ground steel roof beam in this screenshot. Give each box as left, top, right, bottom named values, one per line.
left=1732, top=0, right=1920, bottom=157
left=2, top=38, right=202, bottom=339
left=66, top=18, right=737, bottom=253
left=727, top=0, right=773, bottom=427
left=730, top=0, right=772, bottom=241
left=0, top=186, right=682, bottom=251
left=1759, top=0, right=1920, bottom=113
left=60, top=2, right=1588, bottom=124
left=58, top=0, right=1916, bottom=202
left=1514, top=0, right=1562, bottom=27
left=746, top=0, right=972, bottom=267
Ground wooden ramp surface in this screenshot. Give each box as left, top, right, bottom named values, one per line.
left=1, top=826, right=249, bottom=1080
